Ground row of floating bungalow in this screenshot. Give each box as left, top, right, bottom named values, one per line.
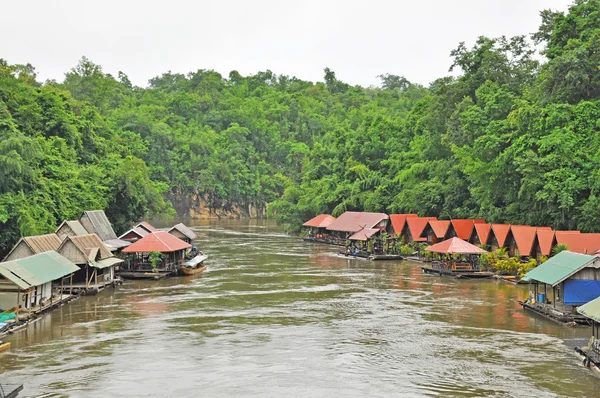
left=304, top=211, right=600, bottom=374
left=0, top=210, right=205, bottom=344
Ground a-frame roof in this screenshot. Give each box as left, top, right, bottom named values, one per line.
left=491, top=224, right=511, bottom=247
left=406, top=217, right=436, bottom=242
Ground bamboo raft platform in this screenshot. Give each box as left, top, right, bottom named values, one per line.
left=421, top=266, right=494, bottom=279
left=518, top=301, right=590, bottom=326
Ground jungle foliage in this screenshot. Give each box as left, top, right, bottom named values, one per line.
left=1, top=1, right=599, bottom=257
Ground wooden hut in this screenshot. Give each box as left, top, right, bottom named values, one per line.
left=134, top=221, right=158, bottom=234
left=0, top=251, right=79, bottom=311
left=55, top=220, right=89, bottom=240
left=303, top=214, right=336, bottom=242
left=489, top=224, right=511, bottom=252
left=79, top=210, right=130, bottom=252
left=167, top=223, right=197, bottom=245
left=470, top=223, right=492, bottom=247
left=403, top=217, right=436, bottom=244
left=57, top=234, right=123, bottom=292
left=521, top=251, right=600, bottom=324
left=447, top=219, right=485, bottom=241
left=532, top=228, right=556, bottom=261
left=120, top=231, right=191, bottom=278
left=508, top=225, right=539, bottom=258
left=3, top=234, right=62, bottom=262
left=420, top=220, right=451, bottom=244
left=325, top=212, right=389, bottom=244
left=386, top=214, right=418, bottom=236
left=119, top=227, right=150, bottom=243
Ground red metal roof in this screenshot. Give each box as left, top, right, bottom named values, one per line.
left=388, top=214, right=418, bottom=235
left=450, top=219, right=476, bottom=240
left=122, top=231, right=191, bottom=253
left=491, top=224, right=511, bottom=246
left=326, top=212, right=388, bottom=233
left=303, top=214, right=336, bottom=228
left=425, top=237, right=488, bottom=254
left=536, top=229, right=556, bottom=256
left=406, top=217, right=437, bottom=242
left=349, top=228, right=380, bottom=241
left=511, top=225, right=537, bottom=256
left=426, top=220, right=451, bottom=239
left=556, top=232, right=600, bottom=255
left=473, top=224, right=492, bottom=245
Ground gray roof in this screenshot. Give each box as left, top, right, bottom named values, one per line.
left=169, top=223, right=197, bottom=240
left=56, top=220, right=88, bottom=236
left=81, top=210, right=117, bottom=241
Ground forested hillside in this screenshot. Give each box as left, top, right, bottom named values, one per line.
left=1, top=0, right=599, bottom=256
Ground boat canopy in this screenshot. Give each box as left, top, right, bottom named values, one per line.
left=425, top=237, right=488, bottom=255
left=521, top=251, right=596, bottom=286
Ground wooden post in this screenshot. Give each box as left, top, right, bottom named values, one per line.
left=70, top=273, right=73, bottom=295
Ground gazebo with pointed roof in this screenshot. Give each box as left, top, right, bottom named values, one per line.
left=121, top=231, right=191, bottom=274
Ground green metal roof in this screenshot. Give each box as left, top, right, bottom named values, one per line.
left=577, top=296, right=600, bottom=322
left=521, top=251, right=596, bottom=286
left=0, top=251, right=80, bottom=289
left=90, top=257, right=123, bottom=269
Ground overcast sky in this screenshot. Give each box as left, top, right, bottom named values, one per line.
left=1, top=0, right=571, bottom=88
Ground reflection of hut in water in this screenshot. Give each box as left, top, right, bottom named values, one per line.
left=129, top=296, right=171, bottom=317
left=520, top=251, right=600, bottom=324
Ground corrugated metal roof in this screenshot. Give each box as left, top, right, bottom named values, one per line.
left=473, top=224, right=492, bottom=245
left=56, top=220, right=88, bottom=236
left=90, top=257, right=123, bottom=269
left=104, top=239, right=132, bottom=250
left=81, top=210, right=117, bottom=241
left=119, top=227, right=149, bottom=240
left=135, top=221, right=158, bottom=233
left=536, top=229, right=556, bottom=256
left=451, top=220, right=477, bottom=241
left=0, top=251, right=80, bottom=289
left=326, top=212, right=389, bottom=233
left=59, top=234, right=114, bottom=261
left=511, top=225, right=537, bottom=256
left=406, top=217, right=436, bottom=242
left=303, top=214, right=336, bottom=228
left=521, top=251, right=596, bottom=286
left=491, top=224, right=511, bottom=246
left=577, top=296, right=600, bottom=322
left=24, top=234, right=62, bottom=254
left=122, top=231, right=191, bottom=253
left=349, top=228, right=380, bottom=241
left=169, top=223, right=197, bottom=240
left=425, top=237, right=488, bottom=254
left=388, top=214, right=418, bottom=235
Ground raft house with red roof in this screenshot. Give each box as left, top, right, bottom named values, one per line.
left=119, top=231, right=192, bottom=279
left=302, top=214, right=337, bottom=244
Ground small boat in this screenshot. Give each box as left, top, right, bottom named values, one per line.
left=0, top=340, right=11, bottom=352
left=180, top=254, right=208, bottom=276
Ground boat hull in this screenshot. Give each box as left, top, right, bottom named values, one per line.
left=180, top=265, right=207, bottom=276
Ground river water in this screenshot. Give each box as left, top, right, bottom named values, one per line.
left=1, top=220, right=599, bottom=397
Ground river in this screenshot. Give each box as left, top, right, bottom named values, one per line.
left=1, top=220, right=599, bottom=397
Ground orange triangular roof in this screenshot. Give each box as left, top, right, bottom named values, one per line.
left=406, top=217, right=436, bottom=242
left=536, top=229, right=556, bottom=256
left=473, top=224, right=492, bottom=245
left=450, top=219, right=477, bottom=240
left=426, top=220, right=451, bottom=239
left=388, top=214, right=418, bottom=235
left=303, top=214, right=336, bottom=228
left=491, top=224, right=511, bottom=246
left=425, top=237, right=488, bottom=254
left=122, top=231, right=191, bottom=253
left=511, top=225, right=537, bottom=256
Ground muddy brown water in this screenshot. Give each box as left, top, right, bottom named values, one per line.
left=1, top=220, right=599, bottom=397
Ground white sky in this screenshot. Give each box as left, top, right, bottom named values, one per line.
left=1, top=0, right=571, bottom=88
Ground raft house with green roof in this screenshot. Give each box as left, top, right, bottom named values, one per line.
left=0, top=251, right=80, bottom=314
left=575, top=297, right=600, bottom=373
left=519, top=251, right=600, bottom=325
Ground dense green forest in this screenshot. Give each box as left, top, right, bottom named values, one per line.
left=1, top=0, right=599, bottom=256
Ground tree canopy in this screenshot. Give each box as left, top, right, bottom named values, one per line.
left=1, top=0, right=599, bottom=257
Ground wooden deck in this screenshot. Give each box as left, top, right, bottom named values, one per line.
left=518, top=301, right=590, bottom=326
left=421, top=266, right=494, bottom=279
